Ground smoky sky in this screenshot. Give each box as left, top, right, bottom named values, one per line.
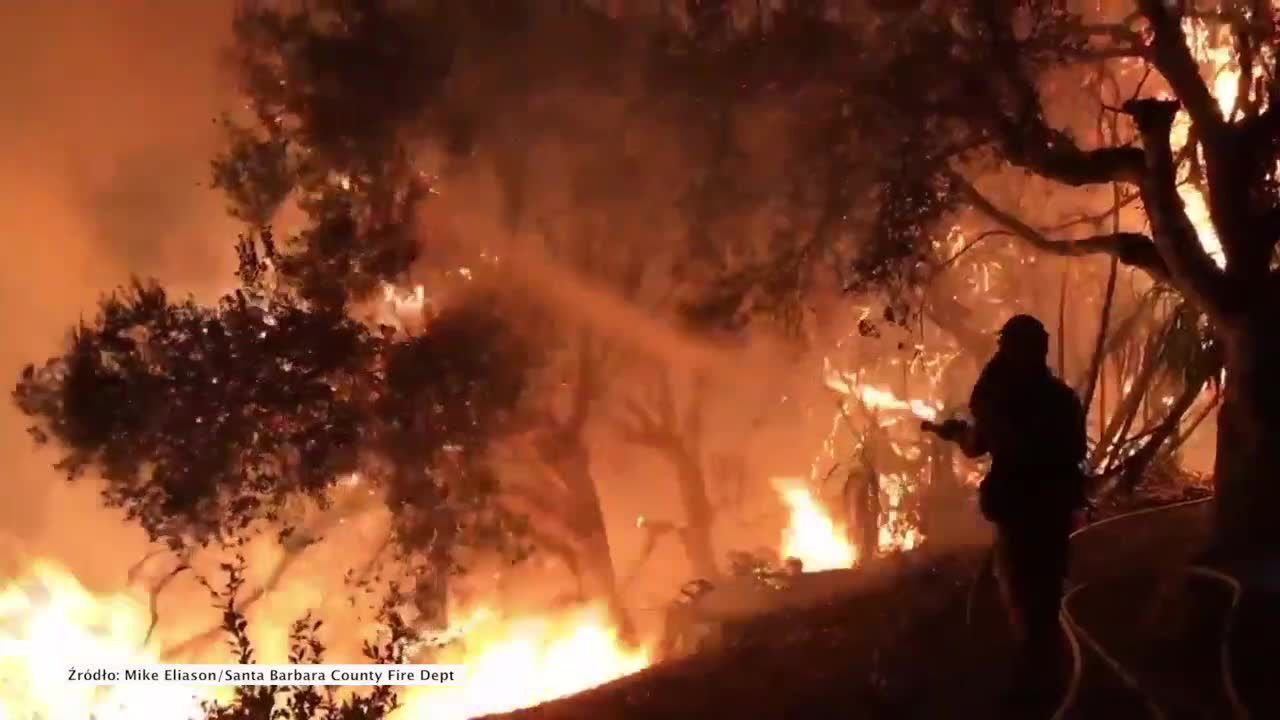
left=0, top=1, right=237, bottom=587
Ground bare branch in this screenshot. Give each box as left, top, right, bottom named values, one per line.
left=142, top=560, right=190, bottom=647
left=614, top=396, right=676, bottom=449
left=952, top=173, right=1170, bottom=280
left=969, top=3, right=1145, bottom=187
left=1041, top=192, right=1143, bottom=233
left=620, top=517, right=678, bottom=592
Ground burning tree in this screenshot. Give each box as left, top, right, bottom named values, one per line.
left=12, top=0, right=539, bottom=629
left=12, top=241, right=534, bottom=614
left=9, top=0, right=799, bottom=639
left=863, top=0, right=1279, bottom=559
left=198, top=559, right=414, bottom=720
left=19, top=5, right=1270, bottom=717
left=686, top=1, right=1275, bottom=560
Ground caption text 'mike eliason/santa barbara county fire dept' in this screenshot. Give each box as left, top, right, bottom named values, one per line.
left=66, top=664, right=465, bottom=686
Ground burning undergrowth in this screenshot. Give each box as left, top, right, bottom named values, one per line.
left=3, top=2, right=1244, bottom=718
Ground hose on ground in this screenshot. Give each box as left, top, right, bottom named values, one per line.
left=1046, top=497, right=1249, bottom=720
left=1047, top=607, right=1082, bottom=720
left=1059, top=582, right=1166, bottom=720
left=1182, top=565, right=1247, bottom=719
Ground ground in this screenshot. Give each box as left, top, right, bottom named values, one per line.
left=490, top=499, right=1278, bottom=719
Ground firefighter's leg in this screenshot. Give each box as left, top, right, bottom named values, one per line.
left=996, top=532, right=1067, bottom=699
left=1019, top=536, right=1069, bottom=693
left=992, top=531, right=1028, bottom=645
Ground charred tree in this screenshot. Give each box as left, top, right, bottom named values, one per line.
left=517, top=331, right=634, bottom=635
left=691, top=1, right=1280, bottom=562
left=932, top=3, right=1280, bottom=560
left=616, top=368, right=721, bottom=581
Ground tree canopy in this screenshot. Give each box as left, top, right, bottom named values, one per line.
left=15, top=0, right=1280, bottom=611
left=15, top=235, right=532, bottom=563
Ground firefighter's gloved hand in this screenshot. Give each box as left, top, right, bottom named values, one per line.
left=925, top=418, right=969, bottom=442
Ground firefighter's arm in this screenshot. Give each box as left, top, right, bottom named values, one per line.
left=955, top=422, right=988, bottom=458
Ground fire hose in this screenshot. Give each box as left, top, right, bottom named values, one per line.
left=971, top=497, right=1249, bottom=720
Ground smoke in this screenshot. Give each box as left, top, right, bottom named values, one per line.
left=0, top=1, right=237, bottom=587
left=0, top=4, right=1220, bottom=662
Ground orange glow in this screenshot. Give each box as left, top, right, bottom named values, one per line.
left=773, top=478, right=857, bottom=572
left=0, top=560, right=220, bottom=720
left=398, top=604, right=650, bottom=720
left=382, top=282, right=428, bottom=316
left=804, top=353, right=935, bottom=569
left=1171, top=17, right=1243, bottom=269
left=2, top=560, right=649, bottom=720
left=875, top=473, right=924, bottom=554
left=823, top=363, right=941, bottom=423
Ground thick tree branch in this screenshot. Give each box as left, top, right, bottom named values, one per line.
left=614, top=365, right=696, bottom=457
left=1138, top=0, right=1225, bottom=133
left=969, top=3, right=1146, bottom=187
left=1123, top=98, right=1236, bottom=319
left=951, top=173, right=1169, bottom=281
left=1001, top=137, right=1146, bottom=187
left=615, top=396, right=680, bottom=451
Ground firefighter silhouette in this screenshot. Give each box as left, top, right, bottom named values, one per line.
left=925, top=314, right=1087, bottom=697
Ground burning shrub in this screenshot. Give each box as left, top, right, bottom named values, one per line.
left=13, top=257, right=535, bottom=589
left=199, top=559, right=415, bottom=720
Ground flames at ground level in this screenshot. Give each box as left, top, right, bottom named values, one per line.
left=0, top=561, right=651, bottom=720
left=0, top=367, right=938, bottom=720
left=2, top=478, right=905, bottom=719
left=774, top=476, right=924, bottom=575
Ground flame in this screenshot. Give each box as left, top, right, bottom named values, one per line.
left=398, top=604, right=650, bottom=719
left=876, top=473, right=924, bottom=554
left=0, top=560, right=217, bottom=720
left=806, top=355, right=936, bottom=569
left=2, top=560, right=648, bottom=720
left=382, top=282, right=428, bottom=316
left=823, top=364, right=940, bottom=423
left=773, top=478, right=857, bottom=572
left=1171, top=17, right=1244, bottom=269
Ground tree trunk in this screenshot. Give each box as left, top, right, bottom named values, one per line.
left=674, top=454, right=720, bottom=581
left=1211, top=321, right=1280, bottom=561
left=580, top=535, right=634, bottom=639
left=544, top=438, right=635, bottom=638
